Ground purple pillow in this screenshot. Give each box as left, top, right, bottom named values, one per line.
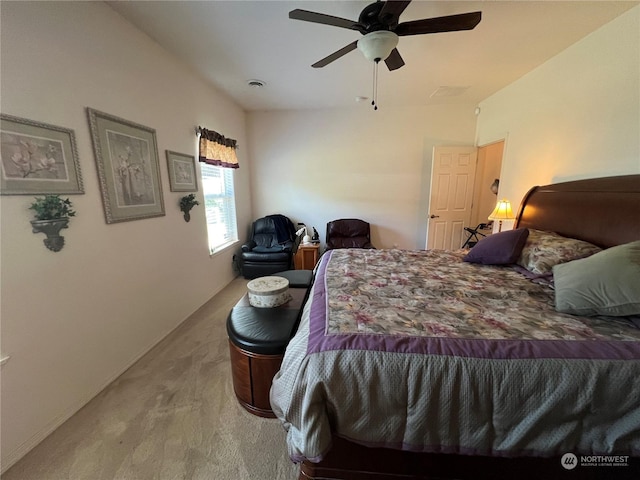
left=463, top=228, right=529, bottom=265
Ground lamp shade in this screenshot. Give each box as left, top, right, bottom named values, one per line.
left=357, top=31, right=399, bottom=62
left=488, top=199, right=515, bottom=221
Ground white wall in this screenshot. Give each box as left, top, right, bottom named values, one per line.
left=0, top=2, right=252, bottom=470
left=476, top=5, right=640, bottom=209
left=247, top=105, right=478, bottom=250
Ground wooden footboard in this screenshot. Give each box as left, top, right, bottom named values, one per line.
left=298, top=436, right=638, bottom=480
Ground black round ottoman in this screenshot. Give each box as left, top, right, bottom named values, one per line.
left=226, top=287, right=307, bottom=417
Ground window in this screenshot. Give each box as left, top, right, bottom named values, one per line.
left=200, top=163, right=238, bottom=254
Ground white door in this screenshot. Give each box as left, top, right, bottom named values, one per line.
left=426, top=146, right=478, bottom=250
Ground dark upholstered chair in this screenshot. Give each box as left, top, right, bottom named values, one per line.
left=325, top=218, right=375, bottom=250
left=241, top=214, right=297, bottom=279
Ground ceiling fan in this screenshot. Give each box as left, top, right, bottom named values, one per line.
left=289, top=0, right=482, bottom=71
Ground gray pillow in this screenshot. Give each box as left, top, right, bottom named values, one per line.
left=553, top=241, right=640, bottom=316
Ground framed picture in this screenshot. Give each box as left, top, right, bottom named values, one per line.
left=0, top=114, right=84, bottom=195
left=87, top=108, right=165, bottom=224
left=166, top=150, right=197, bottom=192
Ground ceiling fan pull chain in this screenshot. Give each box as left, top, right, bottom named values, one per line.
left=372, top=59, right=379, bottom=111
left=375, top=60, right=378, bottom=110
left=371, top=62, right=376, bottom=109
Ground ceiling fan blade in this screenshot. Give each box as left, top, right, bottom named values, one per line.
left=289, top=9, right=360, bottom=31
left=395, top=11, right=481, bottom=36
left=378, top=0, right=412, bottom=25
left=312, top=41, right=358, bottom=68
left=385, top=48, right=405, bottom=71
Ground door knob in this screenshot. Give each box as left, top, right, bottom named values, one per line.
left=429, top=214, right=440, bottom=219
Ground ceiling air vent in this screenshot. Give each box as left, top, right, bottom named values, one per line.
left=430, top=86, right=470, bottom=98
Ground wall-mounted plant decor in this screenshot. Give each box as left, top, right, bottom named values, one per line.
left=179, top=194, right=199, bottom=222
left=166, top=150, right=197, bottom=192
left=87, top=108, right=164, bottom=224
left=29, top=195, right=76, bottom=252
left=0, top=114, right=84, bottom=195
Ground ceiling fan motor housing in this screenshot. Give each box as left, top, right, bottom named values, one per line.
left=359, top=1, right=398, bottom=32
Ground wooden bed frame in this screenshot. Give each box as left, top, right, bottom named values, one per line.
left=297, top=175, right=640, bottom=480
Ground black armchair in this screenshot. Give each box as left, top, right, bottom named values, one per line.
left=241, top=214, right=297, bottom=279
left=326, top=218, right=375, bottom=250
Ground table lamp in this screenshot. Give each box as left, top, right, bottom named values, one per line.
left=488, top=199, right=515, bottom=232
left=295, top=226, right=311, bottom=244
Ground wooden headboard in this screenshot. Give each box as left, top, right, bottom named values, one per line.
left=515, top=174, right=640, bottom=248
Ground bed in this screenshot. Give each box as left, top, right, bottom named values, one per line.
left=270, top=174, right=640, bottom=480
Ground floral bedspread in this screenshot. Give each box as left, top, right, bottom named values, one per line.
left=271, top=249, right=640, bottom=463
left=323, top=248, right=640, bottom=343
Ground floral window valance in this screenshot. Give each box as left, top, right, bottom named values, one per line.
left=198, top=127, right=239, bottom=169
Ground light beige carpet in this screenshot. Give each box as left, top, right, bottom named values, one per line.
left=3, top=278, right=299, bottom=480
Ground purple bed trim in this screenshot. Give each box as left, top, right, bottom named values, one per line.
left=307, top=251, right=640, bottom=360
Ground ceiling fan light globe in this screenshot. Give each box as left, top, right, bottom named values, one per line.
left=357, top=31, right=399, bottom=62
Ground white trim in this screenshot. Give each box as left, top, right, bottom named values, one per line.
left=209, top=239, right=239, bottom=259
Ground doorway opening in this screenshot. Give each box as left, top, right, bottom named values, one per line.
left=470, top=140, right=505, bottom=230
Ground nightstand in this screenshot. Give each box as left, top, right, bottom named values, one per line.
left=294, top=243, right=320, bottom=270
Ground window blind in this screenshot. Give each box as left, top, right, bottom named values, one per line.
left=201, top=163, right=238, bottom=253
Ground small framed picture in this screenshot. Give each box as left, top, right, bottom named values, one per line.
left=0, top=114, right=84, bottom=195
left=166, top=150, right=197, bottom=192
left=87, top=108, right=165, bottom=224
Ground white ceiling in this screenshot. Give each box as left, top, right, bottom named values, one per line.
left=107, top=1, right=638, bottom=112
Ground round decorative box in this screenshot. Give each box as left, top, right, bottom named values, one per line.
left=247, top=276, right=291, bottom=308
